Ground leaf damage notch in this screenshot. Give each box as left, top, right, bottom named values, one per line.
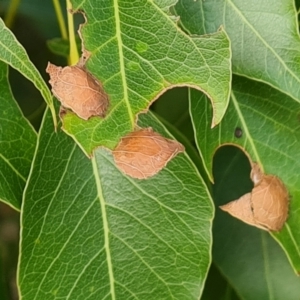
left=46, top=61, right=109, bottom=120
left=112, top=128, right=185, bottom=179
left=220, top=163, right=289, bottom=231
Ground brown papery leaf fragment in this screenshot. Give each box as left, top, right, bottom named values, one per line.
left=251, top=173, right=289, bottom=231
left=219, top=193, right=266, bottom=230
left=220, top=163, right=289, bottom=231
left=113, top=128, right=185, bottom=179
left=46, top=63, right=109, bottom=120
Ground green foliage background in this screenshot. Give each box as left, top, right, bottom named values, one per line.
left=0, top=0, right=300, bottom=299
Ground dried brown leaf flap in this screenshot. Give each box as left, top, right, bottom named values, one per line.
left=113, top=128, right=185, bottom=179
left=46, top=63, right=109, bottom=120
left=220, top=163, right=289, bottom=231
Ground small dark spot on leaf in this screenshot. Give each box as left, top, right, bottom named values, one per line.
left=234, top=127, right=243, bottom=138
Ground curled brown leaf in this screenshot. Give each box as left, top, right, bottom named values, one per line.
left=113, top=128, right=185, bottom=179
left=46, top=63, right=109, bottom=120
left=220, top=163, right=289, bottom=231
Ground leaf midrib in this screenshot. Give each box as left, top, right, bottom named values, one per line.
left=92, top=156, right=116, bottom=300
left=114, top=0, right=134, bottom=127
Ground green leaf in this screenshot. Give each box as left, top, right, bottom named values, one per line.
left=61, top=0, right=231, bottom=155
left=212, top=147, right=300, bottom=299
left=46, top=37, right=81, bottom=58
left=175, top=0, right=300, bottom=103
left=0, top=17, right=57, bottom=127
left=201, top=263, right=240, bottom=300
left=0, top=61, right=37, bottom=210
left=18, top=108, right=213, bottom=299
left=190, top=75, right=300, bottom=272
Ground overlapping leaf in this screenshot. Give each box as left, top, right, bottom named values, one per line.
left=47, top=37, right=81, bottom=58
left=0, top=18, right=56, bottom=126
left=190, top=76, right=300, bottom=272
left=212, top=147, right=300, bottom=299
left=60, top=0, right=231, bottom=155
left=0, top=61, right=36, bottom=210
left=175, top=0, right=300, bottom=103
left=18, top=107, right=213, bottom=299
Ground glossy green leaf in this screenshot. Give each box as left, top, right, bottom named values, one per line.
left=0, top=61, right=37, bottom=210
left=212, top=146, right=300, bottom=299
left=60, top=0, right=231, bottom=155
left=175, top=0, right=300, bottom=103
left=0, top=18, right=56, bottom=126
left=190, top=76, right=300, bottom=272
left=18, top=107, right=213, bottom=299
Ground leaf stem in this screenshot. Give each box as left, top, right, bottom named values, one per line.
left=4, top=0, right=20, bottom=28
left=66, top=0, right=79, bottom=65
left=52, top=0, right=68, bottom=40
